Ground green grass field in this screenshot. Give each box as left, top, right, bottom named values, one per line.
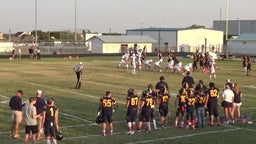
left=0, top=56, right=255, bottom=144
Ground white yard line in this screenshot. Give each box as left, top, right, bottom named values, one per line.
left=0, top=94, right=8, bottom=98
left=125, top=128, right=241, bottom=144
left=0, top=100, right=9, bottom=104
left=60, top=112, right=92, bottom=123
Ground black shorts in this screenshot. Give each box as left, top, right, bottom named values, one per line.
left=150, top=108, right=155, bottom=119
left=25, top=125, right=38, bottom=134
left=139, top=108, right=151, bottom=122
left=159, top=105, right=168, bottom=117
left=44, top=123, right=56, bottom=137
left=208, top=102, right=219, bottom=117
left=126, top=108, right=137, bottom=123
left=176, top=105, right=185, bottom=117
left=102, top=110, right=113, bottom=123
left=186, top=106, right=195, bottom=120
left=222, top=101, right=232, bottom=108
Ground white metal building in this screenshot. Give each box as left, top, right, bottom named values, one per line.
left=127, top=28, right=223, bottom=53
left=177, top=28, right=224, bottom=53
left=126, top=28, right=185, bottom=52
left=87, top=35, right=157, bottom=53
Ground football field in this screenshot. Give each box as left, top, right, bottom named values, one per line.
left=0, top=56, right=255, bottom=144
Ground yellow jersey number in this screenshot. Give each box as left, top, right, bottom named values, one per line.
left=130, top=97, right=139, bottom=106
left=162, top=95, right=169, bottom=102
left=198, top=96, right=206, bottom=104
left=210, top=90, right=218, bottom=97
left=50, top=107, right=54, bottom=117
left=145, top=98, right=153, bottom=107
left=180, top=95, right=186, bottom=103
left=187, top=98, right=196, bottom=105
left=103, top=99, right=112, bottom=108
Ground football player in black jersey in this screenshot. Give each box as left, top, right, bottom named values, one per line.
left=148, top=84, right=158, bottom=130
left=174, top=88, right=187, bottom=128
left=98, top=91, right=117, bottom=136
left=137, top=90, right=154, bottom=132
left=185, top=89, right=196, bottom=130
left=42, top=98, right=59, bottom=144
left=195, top=88, right=207, bottom=127
left=125, top=88, right=139, bottom=135
left=205, top=82, right=221, bottom=126
left=158, top=86, right=170, bottom=128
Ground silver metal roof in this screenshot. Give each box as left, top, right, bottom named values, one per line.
left=126, top=27, right=186, bottom=31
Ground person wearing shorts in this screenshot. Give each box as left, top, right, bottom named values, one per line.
left=222, top=85, right=234, bottom=124
left=42, top=98, right=59, bottom=144
left=125, top=88, right=139, bottom=135
left=9, top=90, right=23, bottom=138
left=23, top=97, right=41, bottom=144
left=232, top=83, right=243, bottom=120
left=34, top=90, right=46, bottom=139
left=137, top=90, right=154, bottom=132
left=205, top=82, right=221, bottom=126
left=98, top=91, right=117, bottom=136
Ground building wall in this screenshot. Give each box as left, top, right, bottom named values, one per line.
left=177, top=29, right=223, bottom=53
left=0, top=42, right=14, bottom=52
left=127, top=30, right=177, bottom=52
left=85, top=33, right=102, bottom=51
left=227, top=40, right=256, bottom=56
left=90, top=38, right=103, bottom=53
left=213, top=20, right=256, bottom=36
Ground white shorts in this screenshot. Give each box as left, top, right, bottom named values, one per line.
left=233, top=102, right=242, bottom=107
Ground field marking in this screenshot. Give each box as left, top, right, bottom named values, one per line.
left=60, top=112, right=92, bottom=123
left=125, top=128, right=241, bottom=144
left=0, top=94, right=8, bottom=98
left=0, top=100, right=9, bottom=104
left=0, top=77, right=128, bottom=104
left=242, top=85, right=256, bottom=89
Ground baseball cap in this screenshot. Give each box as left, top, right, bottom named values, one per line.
left=37, top=90, right=43, bottom=95
left=79, top=62, right=83, bottom=65
left=226, top=79, right=231, bottom=83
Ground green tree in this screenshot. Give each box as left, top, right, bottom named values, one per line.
left=187, top=24, right=206, bottom=29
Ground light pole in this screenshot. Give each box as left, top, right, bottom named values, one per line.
left=74, top=0, right=77, bottom=41
left=225, top=0, right=229, bottom=41
left=237, top=18, right=240, bottom=35
left=35, top=0, right=38, bottom=46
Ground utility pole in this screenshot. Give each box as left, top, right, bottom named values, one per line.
left=35, top=0, right=38, bottom=46
left=225, top=0, right=229, bottom=41
left=74, top=0, right=77, bottom=41
left=9, top=29, right=11, bottom=42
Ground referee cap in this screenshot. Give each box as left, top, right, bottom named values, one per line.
left=79, top=62, right=83, bottom=65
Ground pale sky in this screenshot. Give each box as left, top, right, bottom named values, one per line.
left=1, top=0, right=255, bottom=34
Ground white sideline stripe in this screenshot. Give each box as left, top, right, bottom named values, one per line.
left=60, top=112, right=92, bottom=123
left=125, top=128, right=241, bottom=144
left=0, top=100, right=9, bottom=104
left=60, top=112, right=126, bottom=125
left=64, top=131, right=126, bottom=140
left=242, top=85, right=256, bottom=89
left=0, top=94, right=8, bottom=98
